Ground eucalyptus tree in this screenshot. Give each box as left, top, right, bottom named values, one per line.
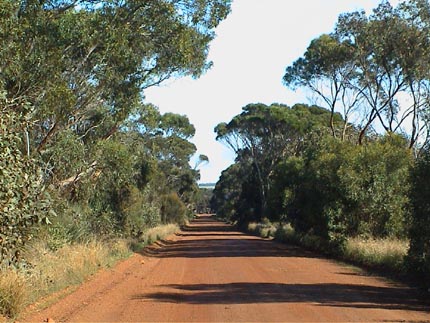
left=0, top=0, right=232, bottom=263
left=214, top=103, right=337, bottom=220
left=284, top=34, right=358, bottom=139
left=1, top=0, right=232, bottom=186
left=284, top=0, right=430, bottom=148
left=122, top=104, right=200, bottom=207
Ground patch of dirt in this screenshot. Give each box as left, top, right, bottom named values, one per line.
left=23, top=215, right=430, bottom=322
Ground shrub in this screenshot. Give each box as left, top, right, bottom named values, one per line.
left=274, top=223, right=297, bottom=243
left=160, top=193, right=189, bottom=225
left=247, top=220, right=277, bottom=238
left=407, top=149, right=430, bottom=288
left=139, top=224, right=179, bottom=246
left=119, top=186, right=161, bottom=236
left=271, top=134, right=412, bottom=243
left=0, top=105, right=52, bottom=266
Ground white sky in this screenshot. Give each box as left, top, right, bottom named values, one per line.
left=144, top=0, right=401, bottom=183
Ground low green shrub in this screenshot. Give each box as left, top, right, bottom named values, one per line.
left=160, top=193, right=189, bottom=225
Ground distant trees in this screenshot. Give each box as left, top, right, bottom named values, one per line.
left=212, top=103, right=339, bottom=223
left=212, top=102, right=414, bottom=265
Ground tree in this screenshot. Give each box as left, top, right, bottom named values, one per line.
left=1, top=0, right=231, bottom=186
left=214, top=103, right=338, bottom=221
left=284, top=34, right=358, bottom=139
left=284, top=0, right=430, bottom=148
left=0, top=0, right=233, bottom=266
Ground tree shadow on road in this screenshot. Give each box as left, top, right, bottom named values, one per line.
left=132, top=282, right=430, bottom=315
left=141, top=236, right=321, bottom=259
left=141, top=215, right=321, bottom=259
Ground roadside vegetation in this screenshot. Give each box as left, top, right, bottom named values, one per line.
left=2, top=0, right=430, bottom=319
left=0, top=223, right=179, bottom=319
left=247, top=221, right=408, bottom=275
left=212, top=0, right=430, bottom=290
left=0, top=0, right=231, bottom=319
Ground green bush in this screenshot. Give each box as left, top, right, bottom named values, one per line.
left=337, top=135, right=412, bottom=238
left=0, top=106, right=52, bottom=266
left=119, top=185, right=161, bottom=236
left=271, top=134, right=412, bottom=243
left=407, top=149, right=430, bottom=288
left=160, top=193, right=189, bottom=225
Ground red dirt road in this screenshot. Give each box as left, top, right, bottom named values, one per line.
left=26, top=215, right=429, bottom=322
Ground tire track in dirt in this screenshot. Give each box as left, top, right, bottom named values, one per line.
left=24, top=215, right=430, bottom=322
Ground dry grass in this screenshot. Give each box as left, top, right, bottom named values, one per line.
left=344, top=237, right=409, bottom=271
left=141, top=224, right=179, bottom=245
left=250, top=220, right=409, bottom=274
left=0, top=239, right=130, bottom=320
left=23, top=239, right=131, bottom=303
left=0, top=223, right=180, bottom=319
left=0, top=270, right=27, bottom=318
left=247, top=220, right=277, bottom=238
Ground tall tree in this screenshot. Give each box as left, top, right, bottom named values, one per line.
left=1, top=0, right=231, bottom=184
left=284, top=0, right=430, bottom=147
left=284, top=34, right=358, bottom=139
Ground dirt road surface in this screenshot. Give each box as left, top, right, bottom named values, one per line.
left=25, top=215, right=429, bottom=322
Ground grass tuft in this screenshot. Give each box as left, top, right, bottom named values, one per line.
left=0, top=270, right=27, bottom=318
left=139, top=224, right=179, bottom=247
left=344, top=237, right=408, bottom=272
left=247, top=220, right=277, bottom=238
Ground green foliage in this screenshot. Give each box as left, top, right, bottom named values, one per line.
left=271, top=134, right=412, bottom=241
left=408, top=148, right=430, bottom=287
left=211, top=161, right=262, bottom=223
left=41, top=129, right=86, bottom=183
left=195, top=188, right=213, bottom=214
left=119, top=186, right=161, bottom=236
left=284, top=0, right=430, bottom=147
left=214, top=101, right=412, bottom=257
left=0, top=106, right=52, bottom=266
left=160, top=193, right=190, bottom=225
left=337, top=135, right=412, bottom=237
left=214, top=103, right=337, bottom=222
left=0, top=0, right=231, bottom=268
